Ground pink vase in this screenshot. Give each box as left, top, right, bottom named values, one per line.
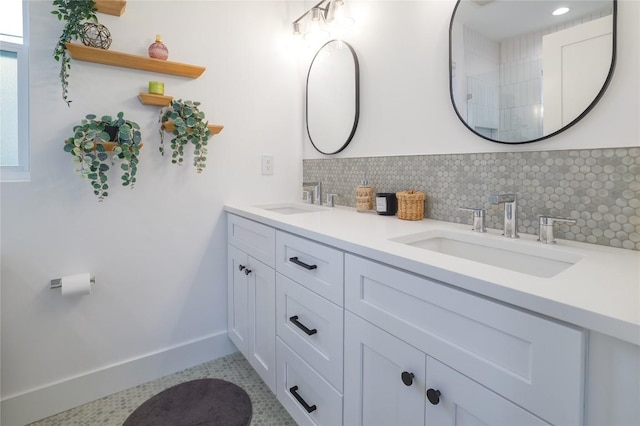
left=148, top=35, right=168, bottom=60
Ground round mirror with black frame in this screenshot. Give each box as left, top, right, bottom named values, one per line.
left=449, top=0, right=616, bottom=144
left=306, top=39, right=360, bottom=155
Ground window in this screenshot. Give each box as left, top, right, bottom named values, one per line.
left=1, top=0, right=29, bottom=182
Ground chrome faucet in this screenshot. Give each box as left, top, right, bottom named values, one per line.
left=538, top=216, right=577, bottom=244
left=302, top=181, right=322, bottom=205
left=488, top=193, right=519, bottom=238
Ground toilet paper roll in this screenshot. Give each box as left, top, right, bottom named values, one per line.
left=61, top=273, right=92, bottom=297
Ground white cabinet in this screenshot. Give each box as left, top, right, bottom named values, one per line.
left=226, top=212, right=594, bottom=426
left=345, top=312, right=551, bottom=426
left=227, top=215, right=276, bottom=392
left=344, top=254, right=585, bottom=426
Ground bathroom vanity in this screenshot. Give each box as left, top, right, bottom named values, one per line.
left=225, top=203, right=639, bottom=426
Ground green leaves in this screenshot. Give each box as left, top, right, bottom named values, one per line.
left=52, top=0, right=98, bottom=105
left=63, top=112, right=142, bottom=201
left=159, top=99, right=210, bottom=173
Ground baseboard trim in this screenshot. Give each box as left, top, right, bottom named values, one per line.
left=1, top=332, right=236, bottom=425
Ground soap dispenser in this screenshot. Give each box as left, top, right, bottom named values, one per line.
left=356, top=173, right=374, bottom=212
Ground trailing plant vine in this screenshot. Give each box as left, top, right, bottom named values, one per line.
left=52, top=0, right=98, bottom=106
left=159, top=100, right=211, bottom=173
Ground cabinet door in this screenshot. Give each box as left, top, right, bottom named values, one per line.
left=426, top=357, right=550, bottom=426
left=228, top=244, right=249, bottom=355
left=344, top=311, right=426, bottom=426
left=227, top=244, right=276, bottom=392
left=247, top=255, right=276, bottom=392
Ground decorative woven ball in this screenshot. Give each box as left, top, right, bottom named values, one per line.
left=81, top=23, right=112, bottom=50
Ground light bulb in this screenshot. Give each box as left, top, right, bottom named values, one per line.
left=304, top=8, right=329, bottom=43
left=292, top=22, right=302, bottom=36
left=328, top=0, right=354, bottom=28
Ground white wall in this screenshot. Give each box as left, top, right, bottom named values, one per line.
left=303, top=0, right=639, bottom=159
left=1, top=1, right=305, bottom=423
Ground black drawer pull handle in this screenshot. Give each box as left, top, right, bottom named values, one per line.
left=289, top=256, right=317, bottom=270
left=289, top=386, right=317, bottom=413
left=289, top=315, right=318, bottom=336
left=243, top=268, right=252, bottom=276
left=238, top=264, right=245, bottom=271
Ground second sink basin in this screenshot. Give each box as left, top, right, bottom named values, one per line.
left=256, top=203, right=329, bottom=215
left=390, top=230, right=583, bottom=278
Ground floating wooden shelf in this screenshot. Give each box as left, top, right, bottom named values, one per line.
left=138, top=92, right=173, bottom=106
left=95, top=141, right=143, bottom=152
left=65, top=43, right=206, bottom=78
left=163, top=122, right=224, bottom=136
left=65, top=140, right=143, bottom=152
left=94, top=0, right=127, bottom=16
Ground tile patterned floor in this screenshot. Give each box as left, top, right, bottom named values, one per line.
left=28, top=352, right=296, bottom=426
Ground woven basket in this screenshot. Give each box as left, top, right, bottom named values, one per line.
left=396, top=190, right=426, bottom=220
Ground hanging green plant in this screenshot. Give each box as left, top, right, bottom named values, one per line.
left=159, top=99, right=211, bottom=173
left=64, top=112, right=142, bottom=201
left=52, top=0, right=98, bottom=106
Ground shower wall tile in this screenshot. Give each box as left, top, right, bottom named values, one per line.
left=303, top=147, right=640, bottom=251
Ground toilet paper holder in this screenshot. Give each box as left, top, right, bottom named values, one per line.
left=50, top=276, right=96, bottom=289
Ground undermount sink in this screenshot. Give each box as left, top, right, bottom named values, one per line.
left=390, top=230, right=583, bottom=278
left=256, top=203, right=329, bottom=215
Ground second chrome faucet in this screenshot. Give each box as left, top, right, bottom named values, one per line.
left=488, top=193, right=519, bottom=238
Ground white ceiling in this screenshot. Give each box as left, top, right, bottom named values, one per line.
left=455, top=0, right=612, bottom=41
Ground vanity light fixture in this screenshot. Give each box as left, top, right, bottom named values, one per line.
left=552, top=6, right=570, bottom=15
left=292, top=0, right=354, bottom=40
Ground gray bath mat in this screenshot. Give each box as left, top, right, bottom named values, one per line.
left=123, top=378, right=252, bottom=426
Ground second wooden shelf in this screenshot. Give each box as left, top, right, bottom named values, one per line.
left=138, top=92, right=173, bottom=106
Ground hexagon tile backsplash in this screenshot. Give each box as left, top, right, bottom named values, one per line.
left=303, top=147, right=640, bottom=251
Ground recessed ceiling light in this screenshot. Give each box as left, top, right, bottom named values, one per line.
left=552, top=7, right=570, bottom=16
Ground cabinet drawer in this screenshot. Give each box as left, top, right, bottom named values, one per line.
left=276, top=338, right=343, bottom=426
left=227, top=214, right=275, bottom=268
left=276, top=273, right=344, bottom=391
left=345, top=254, right=585, bottom=426
left=276, top=231, right=344, bottom=305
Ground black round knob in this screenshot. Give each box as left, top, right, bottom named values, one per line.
left=244, top=268, right=252, bottom=276
left=238, top=265, right=245, bottom=271
left=401, top=371, right=414, bottom=386
left=427, top=388, right=441, bottom=405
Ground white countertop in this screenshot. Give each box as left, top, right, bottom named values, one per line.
left=225, top=202, right=640, bottom=346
